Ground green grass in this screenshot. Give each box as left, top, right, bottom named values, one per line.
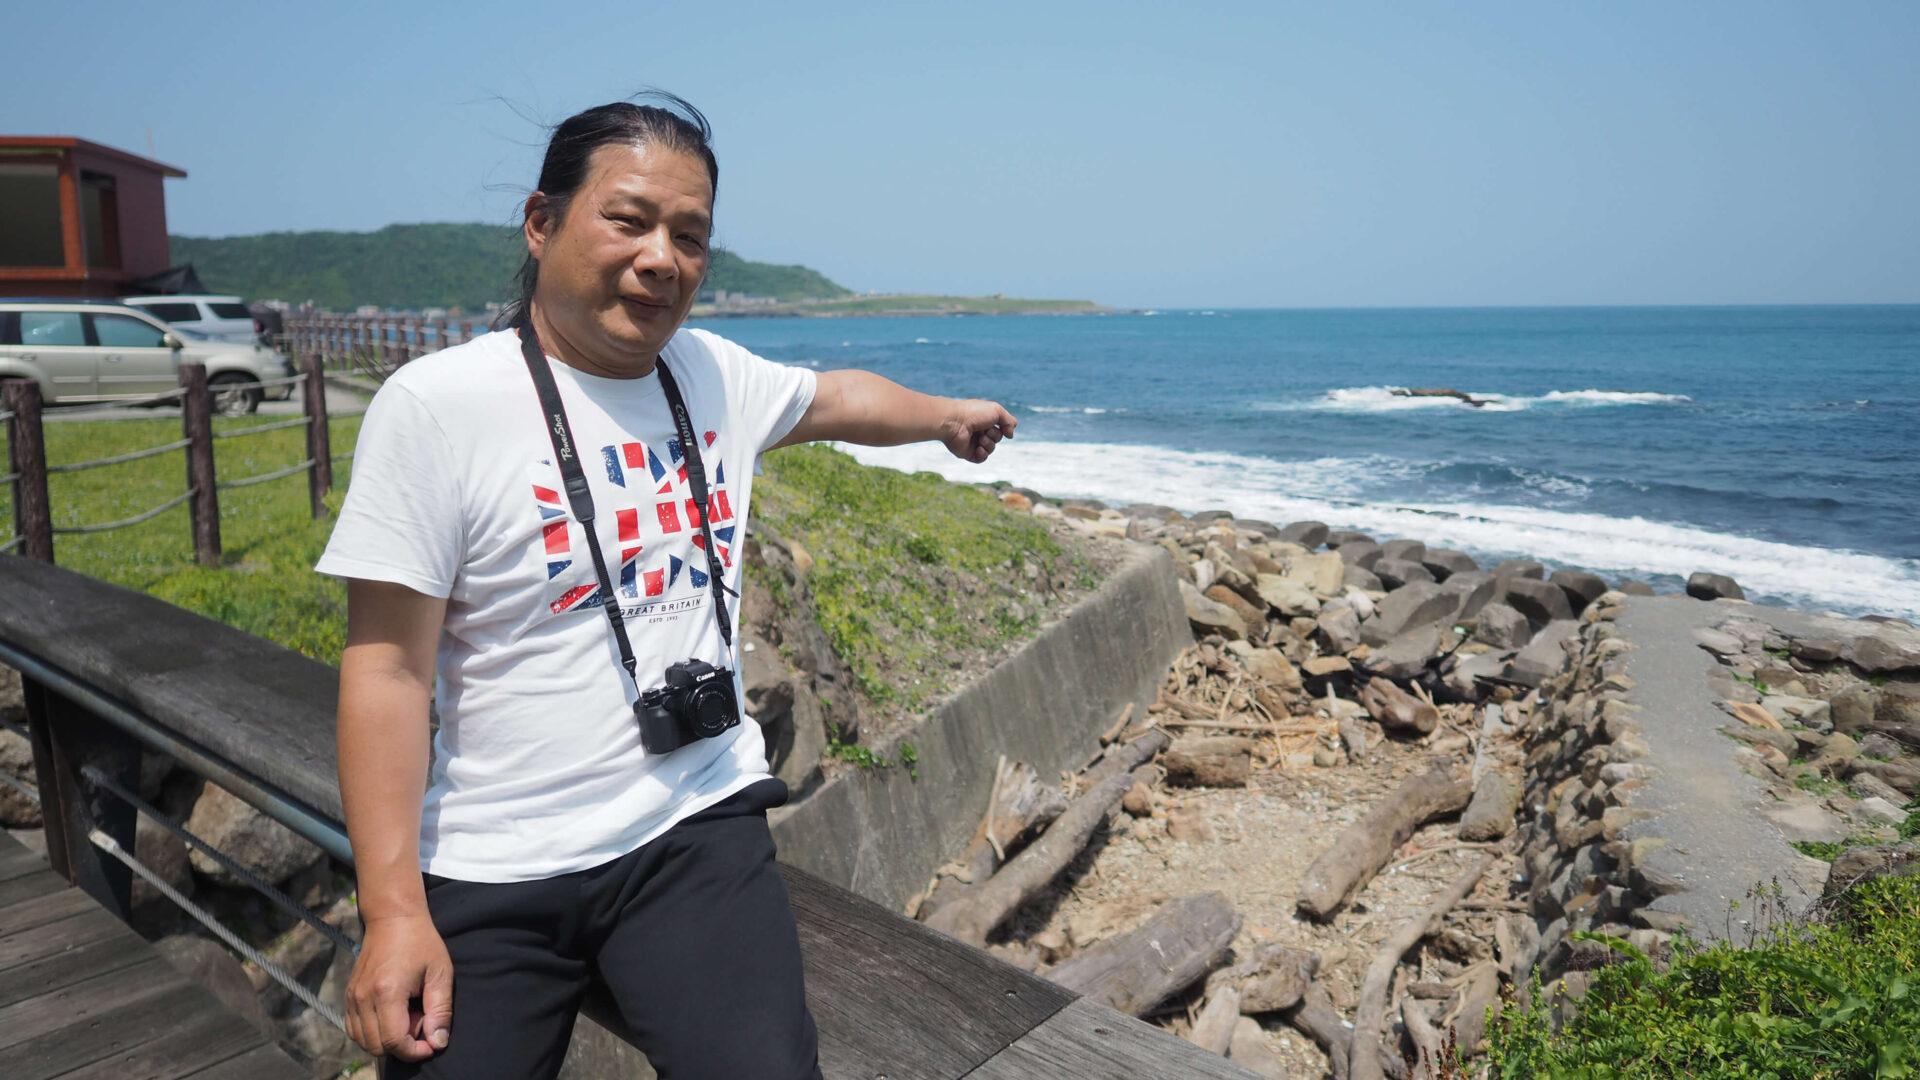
left=3, top=412, right=362, bottom=663
left=752, top=443, right=1087, bottom=710
left=1489, top=872, right=1920, bottom=1079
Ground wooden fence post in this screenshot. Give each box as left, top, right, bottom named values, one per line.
left=437, top=319, right=450, bottom=352
left=303, top=354, right=332, bottom=518
left=23, top=677, right=140, bottom=921
left=179, top=362, right=221, bottom=566
left=4, top=379, right=53, bottom=563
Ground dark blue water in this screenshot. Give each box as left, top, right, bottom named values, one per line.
left=693, top=307, right=1920, bottom=620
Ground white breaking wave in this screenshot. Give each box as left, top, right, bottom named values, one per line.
left=829, top=438, right=1920, bottom=621
left=1026, top=405, right=1112, bottom=414
left=1257, top=386, right=1693, bottom=414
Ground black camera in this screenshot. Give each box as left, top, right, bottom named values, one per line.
left=635, top=658, right=740, bottom=754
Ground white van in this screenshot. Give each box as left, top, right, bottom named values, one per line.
left=121, top=294, right=259, bottom=345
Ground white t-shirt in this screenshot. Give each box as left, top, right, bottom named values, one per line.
left=316, top=327, right=816, bottom=882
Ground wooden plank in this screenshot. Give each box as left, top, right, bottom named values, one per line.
left=782, top=866, right=1073, bottom=1080
left=0, top=884, right=98, bottom=937
left=0, top=954, right=181, bottom=1052
left=0, top=920, right=151, bottom=1009
left=0, top=837, right=49, bottom=884
left=965, top=997, right=1262, bottom=1080
left=176, top=1041, right=309, bottom=1080
left=0, top=962, right=261, bottom=1080
left=0, top=907, right=124, bottom=974
left=0, top=868, right=66, bottom=911
left=30, top=984, right=271, bottom=1080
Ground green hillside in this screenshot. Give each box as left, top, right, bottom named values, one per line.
left=168, top=223, right=851, bottom=311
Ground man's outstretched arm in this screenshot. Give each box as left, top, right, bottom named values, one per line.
left=773, top=370, right=1016, bottom=462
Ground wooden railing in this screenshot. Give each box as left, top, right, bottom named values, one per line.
left=0, top=556, right=1255, bottom=1079
left=281, top=313, right=498, bottom=381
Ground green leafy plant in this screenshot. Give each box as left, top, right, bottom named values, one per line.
left=824, top=725, right=884, bottom=770
left=899, top=742, right=919, bottom=780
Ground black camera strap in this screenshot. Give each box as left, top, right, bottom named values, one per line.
left=518, top=325, right=735, bottom=694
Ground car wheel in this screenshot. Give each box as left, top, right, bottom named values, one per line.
left=208, top=372, right=263, bottom=416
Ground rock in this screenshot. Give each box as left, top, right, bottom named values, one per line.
left=1509, top=620, right=1581, bottom=688
left=1505, top=578, right=1574, bottom=626
left=1366, top=624, right=1445, bottom=680
left=1337, top=540, right=1383, bottom=571
left=0, top=726, right=39, bottom=829
left=1858, top=797, right=1909, bottom=825
left=1857, top=732, right=1905, bottom=760
left=1164, top=736, right=1254, bottom=788
left=1686, top=572, right=1746, bottom=601
left=1180, top=580, right=1247, bottom=641
left=1207, top=585, right=1268, bottom=638
left=1618, top=581, right=1656, bottom=596
left=1878, top=684, right=1920, bottom=727
left=1416, top=549, right=1473, bottom=580
left=1380, top=539, right=1426, bottom=564
left=1371, top=557, right=1433, bottom=590
left=1000, top=491, right=1033, bottom=512
left=1276, top=521, right=1330, bottom=549
left=1244, top=648, right=1303, bottom=691
left=131, top=814, right=193, bottom=919
left=1061, top=504, right=1104, bottom=521
left=1227, top=1017, right=1288, bottom=1079
left=1492, top=559, right=1545, bottom=585
left=1166, top=806, right=1216, bottom=843
left=1459, top=771, right=1522, bottom=841
left=1472, top=603, right=1532, bottom=650
left=1189, top=558, right=1217, bottom=589
left=1120, top=503, right=1180, bottom=520
left=1821, top=842, right=1920, bottom=907
left=1690, top=626, right=1745, bottom=658
left=1254, top=575, right=1321, bottom=618
left=1848, top=756, right=1920, bottom=797
left=185, top=782, right=325, bottom=888
left=1791, top=638, right=1845, bottom=663
left=155, top=936, right=273, bottom=1037
left=1189, top=509, right=1232, bottom=525
left=1550, top=569, right=1609, bottom=614
left=1238, top=520, right=1282, bottom=540
left=1439, top=570, right=1499, bottom=622
left=1830, top=686, right=1878, bottom=735
left=1314, top=605, right=1363, bottom=655
left=1342, top=564, right=1383, bottom=591
left=1850, top=630, right=1920, bottom=672
left=1302, top=656, right=1350, bottom=677
left=1361, top=580, right=1454, bottom=648
left=1325, top=530, right=1374, bottom=548
left=1284, top=552, right=1346, bottom=597
left=1850, top=770, right=1907, bottom=804
left=1706, top=674, right=1761, bottom=704
left=1445, top=649, right=1514, bottom=698
left=1761, top=799, right=1849, bottom=843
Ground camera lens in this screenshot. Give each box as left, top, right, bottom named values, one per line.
left=687, top=684, right=737, bottom=738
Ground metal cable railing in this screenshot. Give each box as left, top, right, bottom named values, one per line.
left=213, top=416, right=310, bottom=440
left=46, top=437, right=192, bottom=473
left=217, top=459, right=317, bottom=491
left=51, top=487, right=198, bottom=534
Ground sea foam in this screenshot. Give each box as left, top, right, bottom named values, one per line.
left=1257, top=386, right=1693, bottom=414
left=831, top=438, right=1920, bottom=622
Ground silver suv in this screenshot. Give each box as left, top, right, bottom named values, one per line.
left=0, top=299, right=294, bottom=414
left=121, top=294, right=260, bottom=345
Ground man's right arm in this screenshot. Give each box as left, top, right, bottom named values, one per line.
left=338, top=578, right=452, bottom=1062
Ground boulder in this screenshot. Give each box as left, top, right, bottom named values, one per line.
left=1337, top=540, right=1383, bottom=571
left=1180, top=581, right=1246, bottom=641
left=1857, top=732, right=1904, bottom=761
left=1342, top=564, right=1383, bottom=591
left=1820, top=842, right=1920, bottom=907
left=1361, top=580, right=1456, bottom=647
left=1421, top=549, right=1478, bottom=581
left=1508, top=620, right=1581, bottom=688
left=1365, top=624, right=1445, bottom=680
left=1492, top=559, right=1545, bottom=585
left=1853, top=634, right=1920, bottom=675
left=1120, top=503, right=1181, bottom=520
left=1445, top=649, right=1515, bottom=698
left=1372, top=557, right=1433, bottom=590
left=0, top=726, right=39, bottom=829
left=1243, top=648, right=1303, bottom=691
left=1254, top=574, right=1321, bottom=618
left=1686, top=572, right=1745, bottom=601
left=131, top=814, right=193, bottom=918
left=1505, top=577, right=1574, bottom=626
left=1690, top=626, right=1744, bottom=657
left=185, top=784, right=324, bottom=888
left=1472, top=603, right=1532, bottom=650
left=1550, top=569, right=1609, bottom=614
left=1285, top=552, right=1347, bottom=597
left=1325, top=530, right=1374, bottom=548
left=1314, top=605, right=1363, bottom=655
left=1439, top=570, right=1499, bottom=622
left=1380, top=539, right=1426, bottom=564
left=1829, top=687, right=1878, bottom=735
left=1791, top=638, right=1845, bottom=663
left=1238, top=519, right=1282, bottom=540
left=1189, top=509, right=1234, bottom=525
left=1618, top=581, right=1656, bottom=596
left=1276, top=521, right=1330, bottom=549
left=1878, top=684, right=1920, bottom=727
left=1207, top=585, right=1268, bottom=637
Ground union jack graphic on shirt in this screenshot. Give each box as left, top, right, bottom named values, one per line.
left=530, top=427, right=735, bottom=617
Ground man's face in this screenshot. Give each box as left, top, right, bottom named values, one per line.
left=525, top=141, right=713, bottom=370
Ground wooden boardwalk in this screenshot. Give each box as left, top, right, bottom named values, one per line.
left=0, top=830, right=305, bottom=1079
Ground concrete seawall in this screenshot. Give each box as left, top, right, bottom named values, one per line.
left=770, top=543, right=1191, bottom=912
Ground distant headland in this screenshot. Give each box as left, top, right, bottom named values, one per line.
left=168, top=223, right=1103, bottom=317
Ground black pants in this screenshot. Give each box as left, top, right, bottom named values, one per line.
left=384, top=781, right=821, bottom=1080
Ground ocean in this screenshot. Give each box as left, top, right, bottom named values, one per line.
left=690, top=306, right=1920, bottom=622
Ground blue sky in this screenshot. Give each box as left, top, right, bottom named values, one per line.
left=6, top=1, right=1917, bottom=308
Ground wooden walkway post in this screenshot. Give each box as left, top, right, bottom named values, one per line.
left=302, top=353, right=332, bottom=518
left=22, top=676, right=140, bottom=921
left=179, top=361, right=221, bottom=566
left=4, top=378, right=54, bottom=563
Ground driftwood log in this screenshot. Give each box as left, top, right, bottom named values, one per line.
left=1402, top=998, right=1447, bottom=1080
left=1298, top=760, right=1473, bottom=920
left=1449, top=962, right=1501, bottom=1058
left=1044, top=891, right=1241, bottom=1016
left=1279, top=982, right=1406, bottom=1080
left=1349, top=853, right=1495, bottom=1080
left=1207, top=943, right=1319, bottom=1013
left=1187, top=984, right=1241, bottom=1056
left=923, top=729, right=1170, bottom=945
left=1162, top=734, right=1253, bottom=788
left=1356, top=677, right=1439, bottom=735
left=919, top=759, right=1070, bottom=921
